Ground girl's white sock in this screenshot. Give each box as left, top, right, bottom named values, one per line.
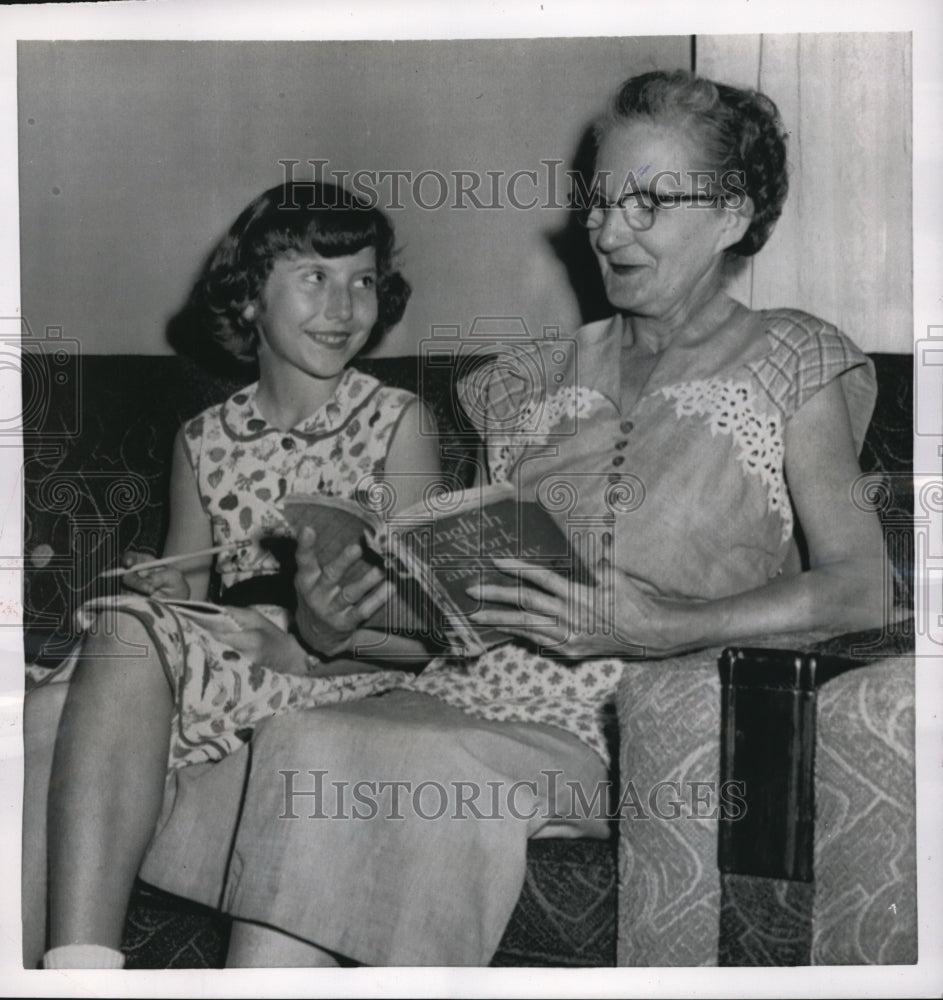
left=42, top=944, right=125, bottom=969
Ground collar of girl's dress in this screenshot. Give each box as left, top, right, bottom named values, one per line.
left=218, top=367, right=381, bottom=442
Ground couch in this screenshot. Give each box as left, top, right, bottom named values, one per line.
left=21, top=348, right=914, bottom=967
left=22, top=350, right=617, bottom=968
left=615, top=352, right=918, bottom=966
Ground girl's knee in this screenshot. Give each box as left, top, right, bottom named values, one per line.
left=81, top=611, right=156, bottom=656
left=73, top=614, right=172, bottom=692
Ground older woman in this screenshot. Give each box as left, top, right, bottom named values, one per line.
left=77, top=70, right=886, bottom=968
left=463, top=69, right=886, bottom=658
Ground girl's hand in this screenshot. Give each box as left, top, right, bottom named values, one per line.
left=467, top=557, right=686, bottom=660
left=120, top=550, right=190, bottom=600
left=198, top=606, right=314, bottom=677
left=294, top=526, right=392, bottom=656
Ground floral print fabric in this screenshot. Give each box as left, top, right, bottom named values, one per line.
left=89, top=595, right=408, bottom=767
left=35, top=315, right=877, bottom=771
left=183, top=367, right=415, bottom=590
left=418, top=309, right=877, bottom=765
left=35, top=368, right=419, bottom=768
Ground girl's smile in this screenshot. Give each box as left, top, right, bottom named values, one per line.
left=305, top=330, right=356, bottom=349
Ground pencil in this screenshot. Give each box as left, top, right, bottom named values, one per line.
left=99, top=540, right=250, bottom=578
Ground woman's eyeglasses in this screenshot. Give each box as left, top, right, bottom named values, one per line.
left=578, top=191, right=719, bottom=232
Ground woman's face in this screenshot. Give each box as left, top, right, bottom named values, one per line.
left=591, top=120, right=744, bottom=321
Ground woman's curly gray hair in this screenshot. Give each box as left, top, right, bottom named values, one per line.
left=598, top=69, right=789, bottom=256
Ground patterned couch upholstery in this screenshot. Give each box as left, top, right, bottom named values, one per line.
left=21, top=351, right=912, bottom=968
left=616, top=353, right=917, bottom=966
left=616, top=639, right=916, bottom=966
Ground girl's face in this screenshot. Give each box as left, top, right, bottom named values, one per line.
left=250, top=246, right=379, bottom=383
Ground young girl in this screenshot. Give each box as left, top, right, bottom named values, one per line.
left=23, top=181, right=441, bottom=969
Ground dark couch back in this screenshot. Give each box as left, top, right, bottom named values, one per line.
left=22, top=352, right=913, bottom=665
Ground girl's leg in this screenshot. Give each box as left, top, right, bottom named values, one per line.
left=225, top=919, right=341, bottom=968
left=46, top=613, right=173, bottom=953
left=22, top=681, right=69, bottom=968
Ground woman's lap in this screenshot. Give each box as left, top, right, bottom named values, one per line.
left=139, top=690, right=609, bottom=966
left=31, top=609, right=612, bottom=964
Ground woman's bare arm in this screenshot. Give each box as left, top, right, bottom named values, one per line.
left=469, top=378, right=889, bottom=657
left=667, top=377, right=887, bottom=647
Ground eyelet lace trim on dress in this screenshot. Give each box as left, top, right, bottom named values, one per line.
left=488, top=385, right=608, bottom=483
left=659, top=379, right=792, bottom=544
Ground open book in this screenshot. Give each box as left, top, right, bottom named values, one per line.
left=280, top=484, right=591, bottom=657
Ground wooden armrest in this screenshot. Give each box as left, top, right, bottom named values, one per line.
left=717, top=622, right=915, bottom=882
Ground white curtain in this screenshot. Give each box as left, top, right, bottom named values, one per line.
left=697, top=33, right=913, bottom=354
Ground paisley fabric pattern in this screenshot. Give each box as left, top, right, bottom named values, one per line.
left=616, top=644, right=916, bottom=967
left=28, top=315, right=877, bottom=771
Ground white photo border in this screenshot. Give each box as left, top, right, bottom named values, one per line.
left=0, top=1, right=940, bottom=997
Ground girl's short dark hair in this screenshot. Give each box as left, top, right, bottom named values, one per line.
left=599, top=69, right=789, bottom=256
left=182, top=181, right=410, bottom=362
